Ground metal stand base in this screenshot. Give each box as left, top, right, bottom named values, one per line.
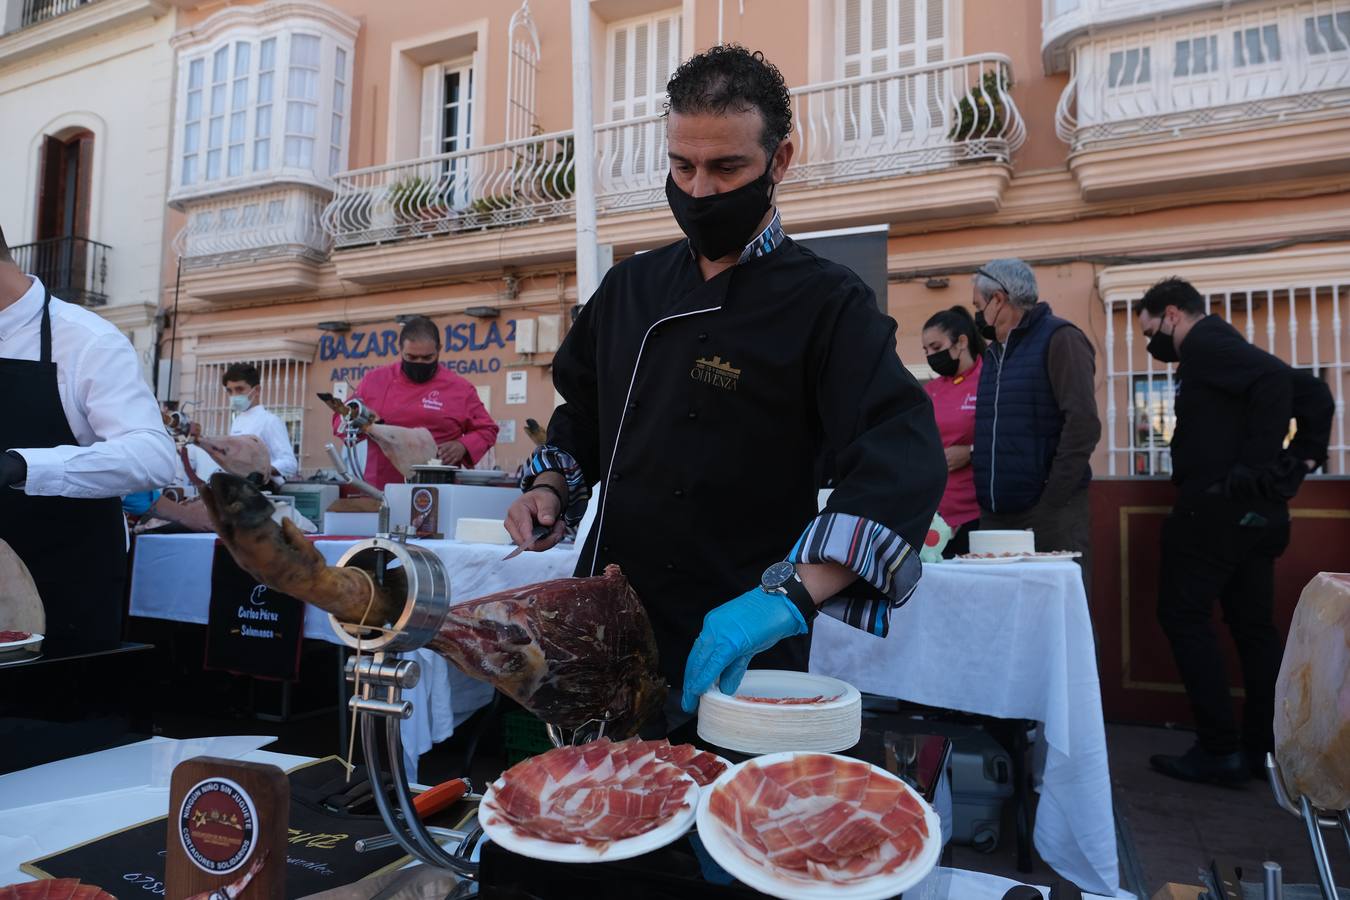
left=1266, top=753, right=1349, bottom=900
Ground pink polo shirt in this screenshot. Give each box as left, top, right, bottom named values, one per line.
left=337, top=362, right=499, bottom=489
left=923, top=356, right=981, bottom=528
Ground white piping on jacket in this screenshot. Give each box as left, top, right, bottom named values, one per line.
left=587, top=303, right=725, bottom=576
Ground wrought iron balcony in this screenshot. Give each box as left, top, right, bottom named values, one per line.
left=323, top=54, right=1023, bottom=249
left=10, top=236, right=110, bottom=307
left=20, top=0, right=98, bottom=28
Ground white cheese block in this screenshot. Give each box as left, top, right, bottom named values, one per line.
left=968, top=529, right=1036, bottom=556
left=455, top=517, right=512, bottom=545
left=1274, top=572, right=1350, bottom=810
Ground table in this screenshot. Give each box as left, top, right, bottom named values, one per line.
left=0, top=737, right=1056, bottom=899
left=128, top=533, right=582, bottom=779
left=810, top=560, right=1124, bottom=898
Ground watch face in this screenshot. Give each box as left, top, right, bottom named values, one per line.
left=761, top=560, right=796, bottom=590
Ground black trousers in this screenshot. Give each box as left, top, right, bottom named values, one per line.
left=1157, top=496, right=1289, bottom=755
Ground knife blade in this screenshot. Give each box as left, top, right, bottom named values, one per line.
left=502, top=523, right=553, bottom=561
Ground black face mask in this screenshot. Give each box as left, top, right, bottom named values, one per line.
left=402, top=360, right=439, bottom=383
left=1146, top=323, right=1180, bottom=363
left=665, top=163, right=775, bottom=262
left=926, top=346, right=961, bottom=378
left=974, top=298, right=1003, bottom=341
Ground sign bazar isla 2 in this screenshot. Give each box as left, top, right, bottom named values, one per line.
left=320, top=320, right=519, bottom=384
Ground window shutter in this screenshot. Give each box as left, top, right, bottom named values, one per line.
left=420, top=64, right=444, bottom=158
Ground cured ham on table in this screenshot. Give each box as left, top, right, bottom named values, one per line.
left=706, top=754, right=930, bottom=885
left=0, top=880, right=114, bottom=899
left=482, top=738, right=712, bottom=847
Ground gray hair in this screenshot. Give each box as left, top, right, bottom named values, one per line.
left=973, top=258, right=1038, bottom=310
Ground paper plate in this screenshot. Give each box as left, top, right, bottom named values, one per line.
left=696, top=752, right=942, bottom=900
left=950, top=552, right=1082, bottom=565
left=697, top=670, right=862, bottom=756
left=477, top=772, right=699, bottom=863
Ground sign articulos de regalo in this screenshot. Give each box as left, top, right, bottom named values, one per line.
left=319, top=320, right=519, bottom=383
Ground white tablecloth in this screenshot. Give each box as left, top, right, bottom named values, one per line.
left=128, top=534, right=582, bottom=778
left=0, top=737, right=1055, bottom=898
left=810, top=560, right=1125, bottom=898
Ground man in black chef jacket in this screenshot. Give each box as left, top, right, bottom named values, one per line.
left=504, top=46, right=945, bottom=719
left=1136, top=277, right=1330, bottom=785
left=0, top=226, right=178, bottom=643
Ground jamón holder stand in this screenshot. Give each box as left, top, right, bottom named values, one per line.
left=330, top=536, right=481, bottom=880
left=1265, top=753, right=1350, bottom=900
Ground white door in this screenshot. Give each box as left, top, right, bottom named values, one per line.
left=604, top=10, right=681, bottom=190
left=420, top=58, right=476, bottom=210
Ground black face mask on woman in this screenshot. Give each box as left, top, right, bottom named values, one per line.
left=926, top=346, right=961, bottom=378
left=402, top=360, right=439, bottom=383
left=665, top=160, right=775, bottom=262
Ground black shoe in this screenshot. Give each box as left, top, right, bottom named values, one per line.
left=1150, top=745, right=1250, bottom=786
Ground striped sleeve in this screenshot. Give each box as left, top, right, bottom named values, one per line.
left=521, top=444, right=590, bottom=527
left=786, top=512, right=923, bottom=638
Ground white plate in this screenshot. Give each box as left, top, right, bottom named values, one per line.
left=0, top=632, right=42, bottom=652
left=696, top=752, right=942, bottom=900
left=478, top=770, right=699, bottom=863
left=698, top=671, right=862, bottom=756
left=949, top=552, right=1081, bottom=565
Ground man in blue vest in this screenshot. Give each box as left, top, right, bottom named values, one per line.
left=970, top=259, right=1100, bottom=589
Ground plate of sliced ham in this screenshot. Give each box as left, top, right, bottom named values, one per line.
left=478, top=737, right=718, bottom=862
left=0, top=631, right=41, bottom=654
left=0, top=878, right=116, bottom=899
left=696, top=752, right=942, bottom=900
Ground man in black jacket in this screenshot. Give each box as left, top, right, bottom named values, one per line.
left=1137, top=277, right=1328, bottom=784
left=503, top=45, right=945, bottom=726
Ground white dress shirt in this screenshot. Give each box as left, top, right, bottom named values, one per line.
left=0, top=276, right=178, bottom=498
left=230, top=403, right=298, bottom=481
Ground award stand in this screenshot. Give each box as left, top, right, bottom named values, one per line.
left=166, top=757, right=289, bottom=899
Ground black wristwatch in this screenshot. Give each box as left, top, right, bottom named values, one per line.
left=760, top=560, right=818, bottom=624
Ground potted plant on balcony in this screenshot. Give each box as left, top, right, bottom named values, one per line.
left=387, top=175, right=450, bottom=233
left=948, top=65, right=1013, bottom=161
left=466, top=130, right=576, bottom=229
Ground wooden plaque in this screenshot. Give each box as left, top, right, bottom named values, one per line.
left=166, top=757, right=288, bottom=900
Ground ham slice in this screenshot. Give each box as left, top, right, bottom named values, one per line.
left=484, top=738, right=698, bottom=847
left=1274, top=572, right=1350, bottom=810
left=40, top=881, right=80, bottom=900
left=736, top=694, right=842, bottom=705
left=708, top=754, right=929, bottom=885
left=365, top=423, right=438, bottom=480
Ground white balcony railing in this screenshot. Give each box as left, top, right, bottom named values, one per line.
left=175, top=185, right=331, bottom=264
left=323, top=54, right=1024, bottom=248
left=1043, top=0, right=1263, bottom=70
left=1056, top=0, right=1350, bottom=149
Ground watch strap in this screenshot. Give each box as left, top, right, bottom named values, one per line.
left=779, top=571, right=818, bottom=624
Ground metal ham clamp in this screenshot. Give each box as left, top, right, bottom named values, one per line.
left=327, top=535, right=482, bottom=879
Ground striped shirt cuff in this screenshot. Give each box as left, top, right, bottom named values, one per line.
left=521, top=445, right=590, bottom=527
left=787, top=512, right=923, bottom=638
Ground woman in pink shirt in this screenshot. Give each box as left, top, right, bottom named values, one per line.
left=336, top=316, right=499, bottom=490
left=921, top=306, right=985, bottom=557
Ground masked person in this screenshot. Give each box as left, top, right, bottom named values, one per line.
left=970, top=258, right=1100, bottom=587
left=335, top=315, right=498, bottom=490
left=220, top=362, right=297, bottom=489
left=0, top=225, right=177, bottom=643
left=1136, top=277, right=1331, bottom=785
left=503, top=45, right=945, bottom=722
left=921, top=307, right=985, bottom=557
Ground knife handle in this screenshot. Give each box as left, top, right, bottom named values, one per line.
left=413, top=777, right=472, bottom=819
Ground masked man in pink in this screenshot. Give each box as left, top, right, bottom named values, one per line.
left=336, top=315, right=498, bottom=490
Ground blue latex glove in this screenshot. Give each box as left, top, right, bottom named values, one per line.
left=681, top=587, right=809, bottom=713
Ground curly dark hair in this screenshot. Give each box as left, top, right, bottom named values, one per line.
left=221, top=362, right=260, bottom=388
left=665, top=44, right=792, bottom=161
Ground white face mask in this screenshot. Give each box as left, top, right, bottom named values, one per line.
left=228, top=394, right=252, bottom=413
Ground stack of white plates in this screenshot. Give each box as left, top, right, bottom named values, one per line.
left=697, top=670, right=862, bottom=755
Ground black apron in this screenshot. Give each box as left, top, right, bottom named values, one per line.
left=0, top=288, right=128, bottom=644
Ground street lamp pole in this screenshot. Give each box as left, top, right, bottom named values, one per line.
left=569, top=0, right=599, bottom=305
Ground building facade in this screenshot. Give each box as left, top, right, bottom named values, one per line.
left=0, top=0, right=192, bottom=381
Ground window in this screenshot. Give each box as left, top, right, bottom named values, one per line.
left=606, top=10, right=681, bottom=123
left=1107, top=47, right=1151, bottom=88
left=1305, top=12, right=1350, bottom=54
left=840, top=0, right=947, bottom=76
left=1173, top=35, right=1218, bottom=77
left=174, top=23, right=354, bottom=195
left=1233, top=24, right=1280, bottom=66
left=441, top=64, right=474, bottom=154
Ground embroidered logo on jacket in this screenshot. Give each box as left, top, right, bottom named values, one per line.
left=421, top=390, right=444, bottom=411
left=691, top=356, right=741, bottom=392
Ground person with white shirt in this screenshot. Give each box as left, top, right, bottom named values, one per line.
left=219, top=362, right=298, bottom=487
left=0, top=226, right=177, bottom=643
